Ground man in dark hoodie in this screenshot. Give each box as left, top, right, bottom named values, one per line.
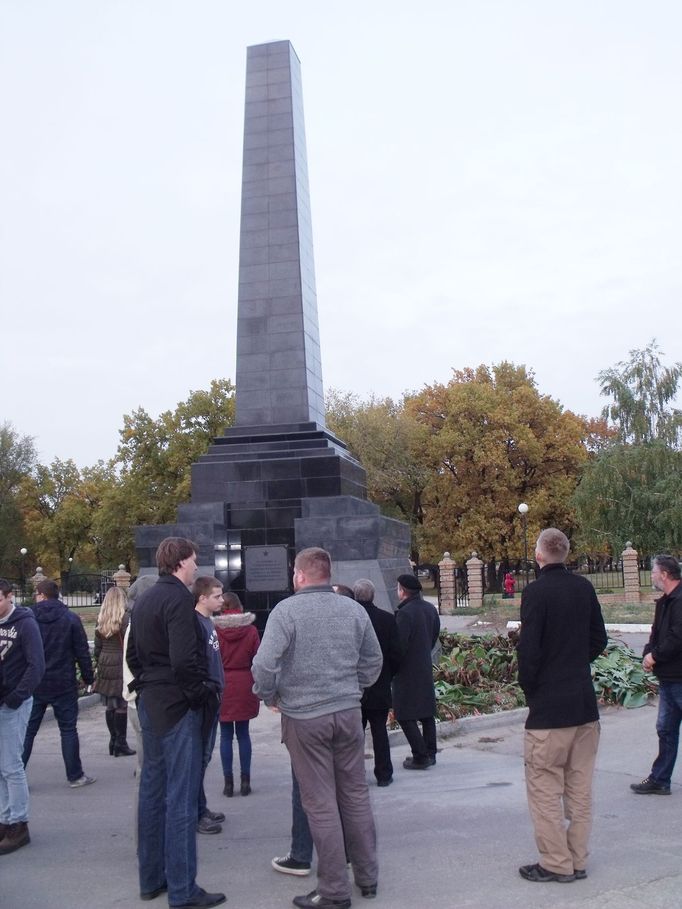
left=22, top=579, right=96, bottom=788
left=0, top=578, right=45, bottom=854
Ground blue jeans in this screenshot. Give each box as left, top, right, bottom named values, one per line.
left=291, top=767, right=314, bottom=863
left=650, top=681, right=682, bottom=786
left=219, top=720, right=252, bottom=777
left=0, top=698, right=33, bottom=823
left=198, top=711, right=219, bottom=820
left=22, top=690, right=84, bottom=782
left=137, top=697, right=203, bottom=906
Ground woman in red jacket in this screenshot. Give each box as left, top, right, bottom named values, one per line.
left=216, top=592, right=260, bottom=797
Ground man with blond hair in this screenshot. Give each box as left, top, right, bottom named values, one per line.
left=516, top=528, right=607, bottom=884
left=252, top=547, right=382, bottom=909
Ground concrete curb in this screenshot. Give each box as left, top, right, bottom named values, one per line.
left=506, top=620, right=651, bottom=633
left=387, top=706, right=529, bottom=748
left=39, top=692, right=101, bottom=723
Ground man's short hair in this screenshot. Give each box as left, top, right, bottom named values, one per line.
left=535, top=528, right=570, bottom=564
left=36, top=578, right=60, bottom=599
left=0, top=578, right=12, bottom=597
left=353, top=579, right=375, bottom=602
left=294, top=547, right=332, bottom=581
left=653, top=555, right=682, bottom=580
left=194, top=575, right=223, bottom=603
left=127, top=575, right=157, bottom=604
left=155, top=537, right=198, bottom=576
left=222, top=591, right=244, bottom=612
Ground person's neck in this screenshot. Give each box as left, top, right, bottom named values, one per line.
left=195, top=605, right=214, bottom=619
left=663, top=579, right=681, bottom=597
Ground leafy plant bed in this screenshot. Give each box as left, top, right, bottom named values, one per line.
left=432, top=632, right=658, bottom=720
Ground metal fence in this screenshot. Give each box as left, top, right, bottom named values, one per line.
left=8, top=572, right=121, bottom=608
left=480, top=556, right=625, bottom=595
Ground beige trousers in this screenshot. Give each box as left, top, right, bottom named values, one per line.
left=524, top=721, right=600, bottom=875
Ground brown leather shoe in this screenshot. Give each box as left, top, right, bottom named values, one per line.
left=0, top=821, right=30, bottom=855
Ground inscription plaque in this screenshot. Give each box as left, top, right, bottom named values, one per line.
left=244, top=545, right=290, bottom=592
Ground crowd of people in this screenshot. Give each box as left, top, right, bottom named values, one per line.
left=0, top=536, right=680, bottom=908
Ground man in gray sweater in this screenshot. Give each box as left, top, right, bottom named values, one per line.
left=252, top=547, right=382, bottom=909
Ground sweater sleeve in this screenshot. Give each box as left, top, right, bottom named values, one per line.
left=251, top=608, right=291, bottom=706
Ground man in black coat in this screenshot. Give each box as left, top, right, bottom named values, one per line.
left=127, top=538, right=225, bottom=909
left=516, top=528, right=607, bottom=884
left=391, top=574, right=441, bottom=770
left=630, top=554, right=682, bottom=795
left=353, top=579, right=402, bottom=786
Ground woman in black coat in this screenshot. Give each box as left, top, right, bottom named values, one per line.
left=93, top=587, right=136, bottom=757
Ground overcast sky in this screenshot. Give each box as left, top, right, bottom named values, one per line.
left=2, top=1, right=681, bottom=468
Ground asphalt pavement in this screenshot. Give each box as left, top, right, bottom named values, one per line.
left=2, top=690, right=680, bottom=909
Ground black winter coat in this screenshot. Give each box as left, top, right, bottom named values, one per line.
left=32, top=598, right=94, bottom=697
left=126, top=575, right=215, bottom=736
left=517, top=563, right=607, bottom=729
left=643, top=581, right=682, bottom=682
left=392, top=594, right=440, bottom=721
left=358, top=600, right=402, bottom=711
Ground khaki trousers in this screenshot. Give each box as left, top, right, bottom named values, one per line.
left=524, top=721, right=600, bottom=875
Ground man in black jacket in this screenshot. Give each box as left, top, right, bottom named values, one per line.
left=517, top=528, right=607, bottom=884
left=630, top=554, right=682, bottom=795
left=353, top=579, right=402, bottom=786
left=22, top=579, right=95, bottom=788
left=127, top=538, right=225, bottom=909
left=392, top=574, right=441, bottom=770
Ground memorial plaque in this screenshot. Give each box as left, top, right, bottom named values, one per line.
left=245, top=545, right=290, bottom=592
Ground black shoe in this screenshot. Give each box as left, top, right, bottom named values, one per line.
left=223, top=775, right=234, bottom=797
left=359, top=883, right=377, bottom=898
left=403, top=756, right=429, bottom=770
left=141, top=884, right=168, bottom=901
left=630, top=776, right=671, bottom=795
left=574, top=869, right=587, bottom=880
left=427, top=754, right=436, bottom=766
left=519, top=863, right=575, bottom=883
left=376, top=777, right=393, bottom=787
left=272, top=853, right=312, bottom=876
left=292, top=890, right=351, bottom=909
left=240, top=774, right=251, bottom=796
left=203, top=808, right=226, bottom=823
left=196, top=816, right=222, bottom=835
left=171, top=889, right=227, bottom=909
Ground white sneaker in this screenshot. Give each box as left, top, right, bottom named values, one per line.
left=69, top=775, right=96, bottom=788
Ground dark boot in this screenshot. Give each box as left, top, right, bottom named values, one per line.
left=240, top=774, right=251, bottom=796
left=113, top=712, right=136, bottom=757
left=0, top=822, right=30, bottom=855
left=223, top=775, right=234, bottom=797
left=105, top=709, right=116, bottom=755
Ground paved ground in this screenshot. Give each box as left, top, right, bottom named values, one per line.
left=3, top=692, right=680, bottom=909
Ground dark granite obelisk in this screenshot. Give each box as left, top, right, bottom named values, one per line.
left=135, top=41, right=411, bottom=621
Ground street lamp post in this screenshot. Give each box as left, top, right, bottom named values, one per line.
left=19, top=548, right=27, bottom=590
left=518, top=503, right=529, bottom=588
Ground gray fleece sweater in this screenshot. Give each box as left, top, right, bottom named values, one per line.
left=251, top=585, right=382, bottom=719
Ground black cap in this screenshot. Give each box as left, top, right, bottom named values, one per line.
left=397, top=573, right=422, bottom=592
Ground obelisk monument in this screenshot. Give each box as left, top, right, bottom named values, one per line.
left=135, top=41, right=411, bottom=622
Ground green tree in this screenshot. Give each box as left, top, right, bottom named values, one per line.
left=574, top=343, right=682, bottom=555
left=410, top=363, right=593, bottom=566
left=0, top=423, right=36, bottom=574
left=598, top=340, right=682, bottom=446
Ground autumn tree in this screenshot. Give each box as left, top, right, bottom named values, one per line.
left=410, top=363, right=592, bottom=571
left=0, top=423, right=36, bottom=574
left=325, top=390, right=431, bottom=554
left=97, top=379, right=236, bottom=566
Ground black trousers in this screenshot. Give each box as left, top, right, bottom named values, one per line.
left=400, top=716, right=437, bottom=761
left=361, top=706, right=393, bottom=782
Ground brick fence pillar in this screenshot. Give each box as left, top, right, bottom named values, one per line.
left=466, top=551, right=484, bottom=610
left=438, top=552, right=456, bottom=614
left=622, top=542, right=640, bottom=605
left=113, top=564, right=131, bottom=589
